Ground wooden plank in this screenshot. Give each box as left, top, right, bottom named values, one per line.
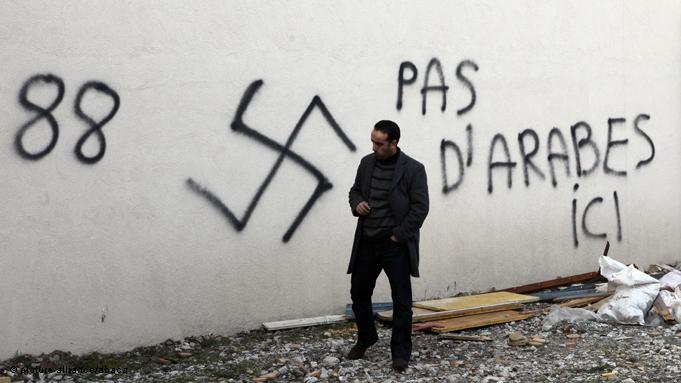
left=414, top=291, right=538, bottom=312
left=263, top=315, right=346, bottom=331
left=377, top=302, right=524, bottom=323
left=655, top=264, right=678, bottom=272
left=412, top=321, right=446, bottom=332
left=558, top=296, right=609, bottom=308
left=344, top=302, right=392, bottom=318
left=426, top=310, right=537, bottom=333
left=502, top=272, right=602, bottom=294
left=439, top=334, right=493, bottom=342
left=553, top=291, right=611, bottom=302
left=589, top=296, right=612, bottom=311
left=377, top=307, right=434, bottom=322
left=558, top=282, right=605, bottom=292
left=531, top=289, right=598, bottom=301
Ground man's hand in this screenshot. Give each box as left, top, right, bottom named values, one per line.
left=390, top=234, right=398, bottom=242
left=355, top=201, right=371, bottom=216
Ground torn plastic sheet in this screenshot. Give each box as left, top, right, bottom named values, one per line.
left=658, top=270, right=681, bottom=291
left=542, top=306, right=599, bottom=330
left=657, top=287, right=681, bottom=323
left=596, top=255, right=660, bottom=325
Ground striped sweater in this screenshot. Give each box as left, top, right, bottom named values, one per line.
left=362, top=151, right=399, bottom=239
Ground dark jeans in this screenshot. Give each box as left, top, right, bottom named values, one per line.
left=350, top=237, right=413, bottom=362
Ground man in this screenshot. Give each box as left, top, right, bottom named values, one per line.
left=347, top=120, right=429, bottom=371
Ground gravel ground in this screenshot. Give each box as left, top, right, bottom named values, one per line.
left=2, top=302, right=681, bottom=382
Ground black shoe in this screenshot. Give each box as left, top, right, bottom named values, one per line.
left=346, top=343, right=369, bottom=360
left=392, top=358, right=408, bottom=372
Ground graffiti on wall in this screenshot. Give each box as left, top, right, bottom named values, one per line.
left=186, top=79, right=357, bottom=242
left=14, top=74, right=120, bottom=164
left=11, top=74, right=358, bottom=243
left=397, top=57, right=656, bottom=247
left=9, top=62, right=657, bottom=248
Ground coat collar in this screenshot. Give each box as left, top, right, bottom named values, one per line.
left=361, top=155, right=375, bottom=196
left=390, top=149, right=407, bottom=190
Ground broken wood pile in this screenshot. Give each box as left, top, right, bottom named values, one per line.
left=374, top=270, right=611, bottom=335
left=263, top=242, right=681, bottom=335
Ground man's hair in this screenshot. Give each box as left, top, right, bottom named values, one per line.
left=374, top=120, right=401, bottom=143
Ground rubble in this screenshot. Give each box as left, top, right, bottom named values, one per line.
left=3, top=252, right=681, bottom=381
left=3, top=313, right=681, bottom=382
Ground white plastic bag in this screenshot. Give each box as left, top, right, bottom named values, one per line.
left=659, top=270, right=681, bottom=291
left=657, top=287, right=681, bottom=323
left=596, top=255, right=660, bottom=325
left=542, top=306, right=599, bottom=330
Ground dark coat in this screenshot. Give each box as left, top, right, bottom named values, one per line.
left=347, top=150, right=429, bottom=277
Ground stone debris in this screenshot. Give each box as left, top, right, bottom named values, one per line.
left=253, top=370, right=279, bottom=381
left=507, top=331, right=528, bottom=346
left=4, top=312, right=681, bottom=382
left=156, top=357, right=172, bottom=365
left=322, top=356, right=340, bottom=367
left=7, top=258, right=681, bottom=382
left=527, top=335, right=546, bottom=347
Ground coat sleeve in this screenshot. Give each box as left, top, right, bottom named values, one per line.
left=348, top=160, right=365, bottom=217
left=393, top=164, right=429, bottom=242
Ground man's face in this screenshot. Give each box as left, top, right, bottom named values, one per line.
left=371, top=128, right=397, bottom=160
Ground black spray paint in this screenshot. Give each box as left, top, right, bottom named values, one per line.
left=518, top=129, right=545, bottom=187
left=421, top=58, right=449, bottom=115
left=187, top=79, right=356, bottom=242
left=634, top=114, right=654, bottom=169
left=604, top=118, right=628, bottom=176
left=487, top=133, right=517, bottom=194
left=465, top=124, right=473, bottom=167
left=547, top=128, right=571, bottom=187
left=392, top=57, right=652, bottom=248
left=571, top=183, right=623, bottom=247
left=396, top=61, right=417, bottom=111
left=582, top=196, right=607, bottom=240
left=396, top=58, right=478, bottom=115
left=572, top=183, right=580, bottom=247
left=73, top=81, right=121, bottom=164
left=570, top=121, right=600, bottom=177
left=613, top=191, right=622, bottom=241
left=440, top=139, right=464, bottom=193
left=455, top=60, right=479, bottom=115
left=14, top=74, right=65, bottom=160
left=483, top=115, right=655, bottom=192
left=14, top=74, right=119, bottom=164
left=440, top=124, right=474, bottom=194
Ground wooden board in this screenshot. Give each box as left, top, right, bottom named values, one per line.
left=558, top=296, right=609, bottom=308
left=502, top=271, right=602, bottom=294
left=414, top=291, right=538, bottom=312
left=344, top=302, right=392, bottom=318
left=531, top=289, right=601, bottom=301
left=263, top=315, right=346, bottom=331
left=439, top=334, right=493, bottom=342
left=426, top=310, right=537, bottom=333
left=377, top=302, right=524, bottom=323
left=553, top=291, right=611, bottom=302
left=377, top=307, right=434, bottom=322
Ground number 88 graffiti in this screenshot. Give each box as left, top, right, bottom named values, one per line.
left=14, top=73, right=120, bottom=164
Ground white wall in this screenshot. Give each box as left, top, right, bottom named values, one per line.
left=1, top=0, right=679, bottom=358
